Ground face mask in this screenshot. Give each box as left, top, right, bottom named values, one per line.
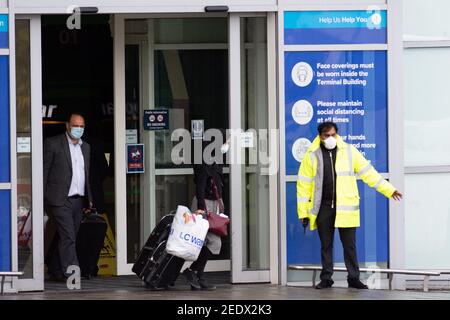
left=220, top=143, right=230, bottom=154
left=323, top=136, right=337, bottom=150
left=70, top=127, right=84, bottom=140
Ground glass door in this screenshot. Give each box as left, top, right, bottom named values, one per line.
left=123, top=16, right=231, bottom=272
left=115, top=13, right=277, bottom=281
left=15, top=15, right=44, bottom=291
left=229, top=13, right=277, bottom=283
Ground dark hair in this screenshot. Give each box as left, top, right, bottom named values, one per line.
left=317, top=122, right=338, bottom=135
left=67, top=112, right=85, bottom=123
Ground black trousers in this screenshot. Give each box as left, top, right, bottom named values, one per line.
left=46, top=197, right=85, bottom=277
left=316, top=204, right=360, bottom=281
left=190, top=246, right=211, bottom=279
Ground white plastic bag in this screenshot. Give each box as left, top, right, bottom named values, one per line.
left=166, top=205, right=209, bottom=261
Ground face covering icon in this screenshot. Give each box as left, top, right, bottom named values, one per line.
left=297, top=66, right=308, bottom=82
left=70, top=127, right=84, bottom=140
left=323, top=136, right=337, bottom=150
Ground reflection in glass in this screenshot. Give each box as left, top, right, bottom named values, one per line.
left=154, top=18, right=227, bottom=44
left=16, top=19, right=33, bottom=278
left=405, top=173, right=450, bottom=269
left=154, top=49, right=229, bottom=168
left=404, top=48, right=450, bottom=166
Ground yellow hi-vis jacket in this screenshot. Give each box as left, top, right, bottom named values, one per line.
left=297, top=134, right=396, bottom=230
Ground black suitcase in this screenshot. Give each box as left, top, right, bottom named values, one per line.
left=132, top=212, right=185, bottom=289
left=141, top=240, right=185, bottom=289
left=132, top=212, right=175, bottom=278
left=76, top=211, right=107, bottom=279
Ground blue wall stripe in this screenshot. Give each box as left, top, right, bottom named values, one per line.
left=284, top=27, right=387, bottom=45
left=0, top=33, right=7, bottom=49
left=0, top=56, right=10, bottom=183
left=284, top=11, right=387, bottom=29
left=0, top=190, right=11, bottom=271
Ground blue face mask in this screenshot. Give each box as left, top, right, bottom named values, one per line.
left=70, top=127, right=84, bottom=140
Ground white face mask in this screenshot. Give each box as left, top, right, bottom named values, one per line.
left=220, top=142, right=230, bottom=154
left=323, top=136, right=337, bottom=150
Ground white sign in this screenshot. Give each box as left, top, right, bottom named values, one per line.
left=291, top=61, right=313, bottom=87
left=126, top=129, right=138, bottom=144
left=292, top=138, right=312, bottom=162
left=191, top=120, right=204, bottom=140
left=241, top=132, right=254, bottom=148
left=292, top=100, right=314, bottom=125
left=17, top=137, right=31, bottom=153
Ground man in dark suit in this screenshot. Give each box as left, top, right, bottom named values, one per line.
left=44, top=113, right=92, bottom=281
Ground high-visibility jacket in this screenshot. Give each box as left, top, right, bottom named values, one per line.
left=297, top=134, right=396, bottom=230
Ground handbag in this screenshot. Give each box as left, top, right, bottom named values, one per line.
left=207, top=212, right=230, bottom=237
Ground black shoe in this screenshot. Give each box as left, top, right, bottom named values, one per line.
left=315, top=280, right=334, bottom=289
left=348, top=278, right=368, bottom=289
left=195, top=278, right=216, bottom=291
left=183, top=268, right=201, bottom=290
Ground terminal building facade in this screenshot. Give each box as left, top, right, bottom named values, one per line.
left=0, top=0, right=447, bottom=293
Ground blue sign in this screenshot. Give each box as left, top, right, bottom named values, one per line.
left=0, top=15, right=10, bottom=272
left=144, top=109, right=169, bottom=130
left=0, top=190, right=11, bottom=271
left=127, top=144, right=145, bottom=174
left=284, top=11, right=387, bottom=45
left=0, top=56, right=9, bottom=182
left=285, top=50, right=388, bottom=176
left=0, top=14, right=8, bottom=49
left=286, top=181, right=388, bottom=265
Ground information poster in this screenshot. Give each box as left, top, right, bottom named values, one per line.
left=127, top=144, right=145, bottom=174
left=285, top=50, right=388, bottom=175
left=284, top=10, right=389, bottom=267
left=144, top=109, right=169, bottom=131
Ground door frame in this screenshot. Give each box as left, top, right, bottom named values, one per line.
left=15, top=14, right=44, bottom=292
left=114, top=12, right=279, bottom=283
left=229, top=12, right=278, bottom=283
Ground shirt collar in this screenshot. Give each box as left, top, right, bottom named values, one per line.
left=66, top=132, right=83, bottom=146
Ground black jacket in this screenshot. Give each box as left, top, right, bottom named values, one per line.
left=43, top=133, right=92, bottom=207
left=320, top=143, right=337, bottom=207
left=194, top=163, right=224, bottom=211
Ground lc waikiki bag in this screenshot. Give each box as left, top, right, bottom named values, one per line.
left=166, top=205, right=209, bottom=261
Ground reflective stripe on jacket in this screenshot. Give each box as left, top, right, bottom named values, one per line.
left=296, top=134, right=396, bottom=230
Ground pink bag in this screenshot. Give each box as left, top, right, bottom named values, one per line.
left=207, top=212, right=230, bottom=237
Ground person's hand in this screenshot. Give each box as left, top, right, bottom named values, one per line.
left=391, top=190, right=403, bottom=201
left=302, top=218, right=309, bottom=227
